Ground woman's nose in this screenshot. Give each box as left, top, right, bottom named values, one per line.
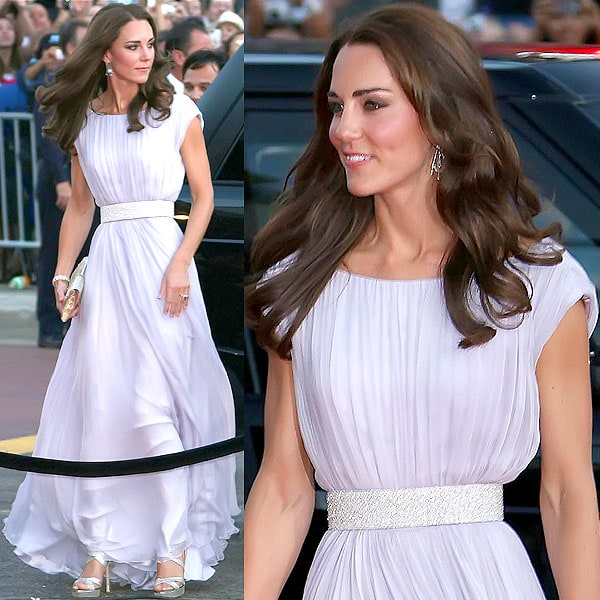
left=141, top=47, right=153, bottom=61
left=332, top=106, right=362, bottom=142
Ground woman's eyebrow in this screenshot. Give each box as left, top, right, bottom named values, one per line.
left=123, top=37, right=155, bottom=44
left=327, top=87, right=393, bottom=98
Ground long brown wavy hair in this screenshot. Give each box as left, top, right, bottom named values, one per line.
left=246, top=3, right=562, bottom=359
left=0, top=15, right=22, bottom=78
left=36, top=3, right=173, bottom=152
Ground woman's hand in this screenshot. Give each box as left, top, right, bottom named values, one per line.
left=53, top=280, right=81, bottom=320
left=55, top=181, right=71, bottom=211
left=158, top=258, right=190, bottom=317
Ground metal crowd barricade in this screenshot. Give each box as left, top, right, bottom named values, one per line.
left=0, top=112, right=40, bottom=254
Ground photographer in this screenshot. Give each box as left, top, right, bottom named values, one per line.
left=51, top=0, right=95, bottom=32
left=18, top=31, right=64, bottom=99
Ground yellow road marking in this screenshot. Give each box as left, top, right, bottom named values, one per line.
left=0, top=435, right=36, bottom=454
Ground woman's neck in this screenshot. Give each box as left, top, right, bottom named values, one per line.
left=371, top=181, right=451, bottom=254
left=345, top=182, right=454, bottom=280
left=0, top=48, right=13, bottom=72
left=97, top=81, right=141, bottom=115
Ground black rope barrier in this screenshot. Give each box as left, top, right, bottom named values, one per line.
left=0, top=434, right=243, bottom=477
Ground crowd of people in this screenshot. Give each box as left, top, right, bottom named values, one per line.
left=247, top=0, right=600, bottom=43
left=0, top=0, right=242, bottom=348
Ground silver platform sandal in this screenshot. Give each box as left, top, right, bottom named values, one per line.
left=154, top=554, right=185, bottom=598
left=72, top=555, right=111, bottom=598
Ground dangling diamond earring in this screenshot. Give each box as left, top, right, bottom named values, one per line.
left=105, top=62, right=113, bottom=77
left=429, top=145, right=444, bottom=181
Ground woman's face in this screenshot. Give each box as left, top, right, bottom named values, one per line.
left=544, top=13, right=593, bottom=42
left=104, top=19, right=155, bottom=86
left=70, top=0, right=93, bottom=18
left=29, top=4, right=51, bottom=31
left=0, top=18, right=16, bottom=49
left=328, top=44, right=433, bottom=200
left=536, top=0, right=599, bottom=43
left=219, top=22, right=239, bottom=42
left=185, top=0, right=202, bottom=17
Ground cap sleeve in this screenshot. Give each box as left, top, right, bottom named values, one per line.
left=532, top=250, right=598, bottom=359
left=258, top=253, right=299, bottom=340
left=172, top=93, right=204, bottom=149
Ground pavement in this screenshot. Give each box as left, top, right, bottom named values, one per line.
left=0, top=283, right=243, bottom=600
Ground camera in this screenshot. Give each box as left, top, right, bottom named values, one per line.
left=47, top=33, right=61, bottom=47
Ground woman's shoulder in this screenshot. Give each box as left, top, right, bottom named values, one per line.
left=522, top=238, right=598, bottom=341
left=523, top=238, right=588, bottom=284
left=169, top=93, right=201, bottom=116
left=168, top=93, right=204, bottom=129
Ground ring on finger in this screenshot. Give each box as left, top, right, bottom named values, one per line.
left=179, top=293, right=190, bottom=301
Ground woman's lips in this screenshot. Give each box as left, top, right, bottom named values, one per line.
left=344, top=153, right=371, bottom=166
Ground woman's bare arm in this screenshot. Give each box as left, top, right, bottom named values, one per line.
left=53, top=154, right=95, bottom=314
left=245, top=350, right=316, bottom=600
left=159, top=116, right=213, bottom=317
left=537, top=300, right=600, bottom=599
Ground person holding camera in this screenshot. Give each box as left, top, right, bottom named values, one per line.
left=19, top=31, right=65, bottom=96
left=51, top=0, right=96, bottom=33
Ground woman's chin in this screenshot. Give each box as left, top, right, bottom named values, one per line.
left=346, top=182, right=375, bottom=198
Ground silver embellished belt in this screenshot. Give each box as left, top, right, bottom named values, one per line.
left=100, top=200, right=174, bottom=223
left=326, top=484, right=504, bottom=530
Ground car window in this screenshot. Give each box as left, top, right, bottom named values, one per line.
left=578, top=100, right=600, bottom=130
left=538, top=61, right=600, bottom=98
left=215, top=134, right=244, bottom=183
left=506, top=122, right=600, bottom=343
left=245, top=109, right=314, bottom=242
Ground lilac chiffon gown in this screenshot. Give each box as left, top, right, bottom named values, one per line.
left=3, top=94, right=239, bottom=590
left=286, top=247, right=597, bottom=599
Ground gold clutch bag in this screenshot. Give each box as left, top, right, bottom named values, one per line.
left=61, top=257, right=88, bottom=322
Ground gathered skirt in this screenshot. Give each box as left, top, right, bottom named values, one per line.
left=3, top=216, right=239, bottom=590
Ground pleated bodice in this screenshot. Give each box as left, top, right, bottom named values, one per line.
left=287, top=248, right=597, bottom=599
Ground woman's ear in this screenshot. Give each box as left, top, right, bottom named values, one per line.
left=172, top=48, right=186, bottom=68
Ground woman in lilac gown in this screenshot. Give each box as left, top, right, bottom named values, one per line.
left=245, top=5, right=600, bottom=599
left=3, top=3, right=238, bottom=597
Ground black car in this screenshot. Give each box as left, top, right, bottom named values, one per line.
left=176, top=46, right=244, bottom=433
left=244, top=38, right=600, bottom=599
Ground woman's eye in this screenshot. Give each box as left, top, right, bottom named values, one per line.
left=328, top=101, right=343, bottom=114
left=364, top=99, right=384, bottom=111
left=126, top=45, right=137, bottom=50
